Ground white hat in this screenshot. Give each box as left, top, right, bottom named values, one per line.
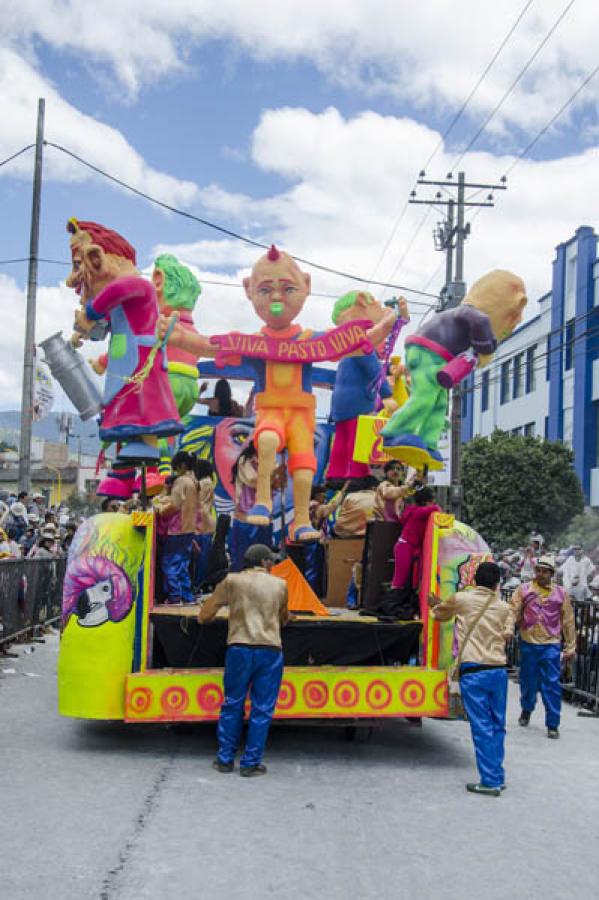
left=10, top=501, right=28, bottom=518
left=536, top=555, right=556, bottom=572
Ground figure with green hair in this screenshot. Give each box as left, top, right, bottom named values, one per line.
left=327, top=290, right=409, bottom=479
left=152, top=254, right=202, bottom=418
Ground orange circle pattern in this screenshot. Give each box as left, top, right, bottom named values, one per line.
left=433, top=681, right=448, bottom=709
left=160, top=685, right=190, bottom=714
left=366, top=680, right=392, bottom=710
left=276, top=680, right=297, bottom=711
left=333, top=680, right=360, bottom=708
left=399, top=680, right=426, bottom=708
left=303, top=680, right=329, bottom=708
left=196, top=683, right=224, bottom=712
left=129, top=686, right=152, bottom=714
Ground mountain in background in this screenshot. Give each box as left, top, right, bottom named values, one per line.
left=0, top=410, right=101, bottom=457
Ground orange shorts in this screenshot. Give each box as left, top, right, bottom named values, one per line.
left=254, top=398, right=317, bottom=474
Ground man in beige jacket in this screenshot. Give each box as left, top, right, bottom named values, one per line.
left=429, top=561, right=513, bottom=797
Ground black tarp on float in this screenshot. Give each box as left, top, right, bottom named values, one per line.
left=151, top=615, right=421, bottom=668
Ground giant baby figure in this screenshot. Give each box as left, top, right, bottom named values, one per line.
left=381, top=269, right=527, bottom=469
left=67, top=219, right=183, bottom=463
left=159, top=246, right=398, bottom=541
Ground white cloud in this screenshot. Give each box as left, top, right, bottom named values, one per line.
left=3, top=0, right=598, bottom=134
left=154, top=105, right=599, bottom=331
left=0, top=48, right=197, bottom=208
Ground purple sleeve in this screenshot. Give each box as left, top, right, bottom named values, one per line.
left=458, top=306, right=497, bottom=355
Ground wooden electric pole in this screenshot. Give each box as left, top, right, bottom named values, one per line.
left=410, top=170, right=507, bottom=517
left=18, top=98, right=45, bottom=493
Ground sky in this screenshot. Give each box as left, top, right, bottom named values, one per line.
left=0, top=0, right=598, bottom=411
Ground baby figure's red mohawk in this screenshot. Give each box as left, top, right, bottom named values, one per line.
left=267, top=244, right=280, bottom=261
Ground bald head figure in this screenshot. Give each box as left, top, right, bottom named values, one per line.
left=463, top=269, right=527, bottom=344
left=243, top=245, right=311, bottom=330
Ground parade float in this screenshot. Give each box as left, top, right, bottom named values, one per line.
left=51, top=224, right=514, bottom=727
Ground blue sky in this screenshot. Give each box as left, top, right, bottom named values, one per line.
left=0, top=0, right=598, bottom=408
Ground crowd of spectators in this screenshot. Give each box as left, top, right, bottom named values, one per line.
left=495, top=535, right=599, bottom=601
left=0, top=490, right=79, bottom=560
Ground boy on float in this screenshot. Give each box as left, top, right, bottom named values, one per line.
left=392, top=486, right=441, bottom=590
left=509, top=555, right=576, bottom=738
left=154, top=451, right=198, bottom=605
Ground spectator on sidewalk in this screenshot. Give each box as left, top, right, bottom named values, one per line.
left=560, top=545, right=595, bottom=602
left=199, top=543, right=288, bottom=777
left=509, top=555, right=576, bottom=739
left=429, top=561, right=513, bottom=797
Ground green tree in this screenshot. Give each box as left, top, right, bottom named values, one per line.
left=555, top=509, right=599, bottom=551
left=462, top=430, right=584, bottom=548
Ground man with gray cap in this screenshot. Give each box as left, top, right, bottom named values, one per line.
left=199, top=544, right=288, bottom=776
left=509, top=555, right=576, bottom=739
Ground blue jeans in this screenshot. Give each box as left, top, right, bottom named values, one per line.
left=192, top=533, right=213, bottom=591
left=519, top=641, right=561, bottom=728
left=229, top=520, right=273, bottom=572
left=161, top=533, right=194, bottom=603
left=217, top=645, right=284, bottom=768
left=460, top=666, right=508, bottom=788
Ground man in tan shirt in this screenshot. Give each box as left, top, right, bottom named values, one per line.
left=199, top=544, right=288, bottom=777
left=429, top=561, right=513, bottom=796
left=509, top=555, right=575, bottom=739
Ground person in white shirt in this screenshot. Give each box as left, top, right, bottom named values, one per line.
left=560, top=546, right=595, bottom=601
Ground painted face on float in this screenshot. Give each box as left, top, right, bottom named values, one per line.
left=75, top=579, right=114, bottom=627
left=67, top=234, right=114, bottom=304
left=243, top=246, right=311, bottom=330
left=335, top=292, right=388, bottom=328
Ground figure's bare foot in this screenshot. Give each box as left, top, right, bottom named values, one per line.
left=290, top=524, right=320, bottom=543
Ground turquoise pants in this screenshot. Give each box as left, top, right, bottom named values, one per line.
left=381, top=345, right=448, bottom=451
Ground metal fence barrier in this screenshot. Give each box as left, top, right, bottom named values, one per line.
left=0, top=557, right=67, bottom=647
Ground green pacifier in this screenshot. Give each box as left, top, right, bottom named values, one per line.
left=270, top=302, right=283, bottom=316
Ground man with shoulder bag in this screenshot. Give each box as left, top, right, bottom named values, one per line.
left=428, top=561, right=513, bottom=797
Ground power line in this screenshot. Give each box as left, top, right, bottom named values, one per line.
left=0, top=144, right=35, bottom=169
left=368, top=2, right=532, bottom=287
left=43, top=140, right=442, bottom=301
left=381, top=208, right=433, bottom=298
left=450, top=0, right=577, bottom=172
left=421, top=0, right=535, bottom=172
left=502, top=63, right=599, bottom=178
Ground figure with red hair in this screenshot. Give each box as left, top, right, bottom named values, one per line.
left=67, top=218, right=182, bottom=462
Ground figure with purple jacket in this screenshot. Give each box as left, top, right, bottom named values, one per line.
left=381, top=270, right=527, bottom=469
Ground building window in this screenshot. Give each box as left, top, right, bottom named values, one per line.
left=500, top=361, right=511, bottom=405
left=461, top=389, right=468, bottom=418
left=544, top=416, right=549, bottom=439
left=546, top=335, right=551, bottom=381
left=513, top=352, right=523, bottom=399
left=524, top=422, right=535, bottom=437
left=565, top=319, right=575, bottom=370
left=526, top=345, right=536, bottom=393
left=481, top=370, right=489, bottom=412
left=511, top=427, right=521, bottom=437
left=595, top=403, right=599, bottom=466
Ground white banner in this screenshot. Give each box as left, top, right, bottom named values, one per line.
left=33, top=361, right=54, bottom=422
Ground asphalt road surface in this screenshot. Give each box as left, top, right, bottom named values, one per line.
left=1, top=633, right=598, bottom=900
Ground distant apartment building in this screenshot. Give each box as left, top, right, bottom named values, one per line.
left=461, top=226, right=599, bottom=505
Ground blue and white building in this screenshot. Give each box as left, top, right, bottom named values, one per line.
left=461, top=226, right=599, bottom=506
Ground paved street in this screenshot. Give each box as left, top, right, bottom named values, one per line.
left=1, top=633, right=598, bottom=900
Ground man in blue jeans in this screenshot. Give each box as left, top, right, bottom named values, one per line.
left=199, top=544, right=288, bottom=777
left=429, top=561, right=513, bottom=797
left=509, top=555, right=576, bottom=739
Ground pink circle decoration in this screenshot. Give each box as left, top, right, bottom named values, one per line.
left=276, top=680, right=297, bottom=711
left=303, top=680, right=329, bottom=709
left=160, top=685, right=190, bottom=715
left=399, top=680, right=426, bottom=709
left=366, top=680, right=392, bottom=710
left=196, top=683, right=224, bottom=713
left=129, top=686, right=152, bottom=714
left=433, top=681, right=448, bottom=709
left=333, top=680, right=360, bottom=708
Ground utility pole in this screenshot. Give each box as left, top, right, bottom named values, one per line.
left=410, top=169, right=507, bottom=518
left=18, top=97, right=45, bottom=493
